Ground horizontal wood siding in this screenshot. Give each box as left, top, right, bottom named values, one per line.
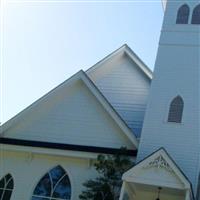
left=4, top=80, right=134, bottom=149
left=0, top=150, right=98, bottom=200
left=137, top=1, right=200, bottom=193
left=88, top=54, right=151, bottom=137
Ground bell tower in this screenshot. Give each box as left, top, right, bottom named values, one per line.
left=137, top=0, right=200, bottom=196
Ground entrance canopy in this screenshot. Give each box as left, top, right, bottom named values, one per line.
left=120, top=148, right=193, bottom=200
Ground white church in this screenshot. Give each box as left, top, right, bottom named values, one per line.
left=1, top=0, right=200, bottom=199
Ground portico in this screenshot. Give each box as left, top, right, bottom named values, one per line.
left=120, top=149, right=193, bottom=200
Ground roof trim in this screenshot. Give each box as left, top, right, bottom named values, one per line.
left=0, top=71, right=82, bottom=133
left=82, top=71, right=139, bottom=148
left=0, top=70, right=139, bottom=148
left=86, top=44, right=153, bottom=80
left=0, top=137, right=137, bottom=156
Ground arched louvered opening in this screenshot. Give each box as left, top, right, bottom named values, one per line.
left=0, top=174, right=14, bottom=200
left=32, top=165, right=71, bottom=200
left=192, top=4, right=200, bottom=24
left=176, top=4, right=190, bottom=24
left=168, top=96, right=184, bottom=123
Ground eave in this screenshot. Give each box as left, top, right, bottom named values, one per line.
left=0, top=137, right=137, bottom=156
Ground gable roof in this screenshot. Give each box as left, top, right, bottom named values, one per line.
left=0, top=70, right=138, bottom=149
left=122, top=148, right=194, bottom=198
left=86, top=44, right=153, bottom=80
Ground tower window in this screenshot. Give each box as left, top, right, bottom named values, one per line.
left=0, top=174, right=14, bottom=200
left=168, top=96, right=184, bottom=123
left=176, top=4, right=190, bottom=24
left=32, top=165, right=71, bottom=200
left=192, top=4, right=200, bottom=24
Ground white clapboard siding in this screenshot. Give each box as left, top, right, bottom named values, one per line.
left=0, top=149, right=98, bottom=200
left=88, top=52, right=151, bottom=138
left=137, top=0, right=200, bottom=194
left=3, top=78, right=134, bottom=149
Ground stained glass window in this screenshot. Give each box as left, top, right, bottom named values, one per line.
left=176, top=4, right=190, bottom=24
left=168, top=96, right=184, bottom=123
left=0, top=174, right=14, bottom=200
left=32, top=165, right=71, bottom=200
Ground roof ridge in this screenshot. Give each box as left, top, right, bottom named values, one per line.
left=86, top=44, right=152, bottom=80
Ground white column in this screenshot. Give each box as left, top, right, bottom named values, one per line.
left=185, top=189, right=190, bottom=200
left=119, top=182, right=126, bottom=200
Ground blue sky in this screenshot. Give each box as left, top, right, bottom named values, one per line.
left=1, top=0, right=163, bottom=123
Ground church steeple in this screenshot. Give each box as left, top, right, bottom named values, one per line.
left=137, top=0, right=200, bottom=196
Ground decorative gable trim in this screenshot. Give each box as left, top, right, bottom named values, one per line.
left=143, top=154, right=174, bottom=174
left=0, top=70, right=138, bottom=149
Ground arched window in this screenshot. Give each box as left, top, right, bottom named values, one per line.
left=176, top=4, right=190, bottom=24
left=32, top=165, right=71, bottom=200
left=192, top=4, right=200, bottom=24
left=0, top=174, right=14, bottom=200
left=168, top=96, right=184, bottom=123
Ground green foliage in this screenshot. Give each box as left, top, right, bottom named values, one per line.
left=79, top=148, right=133, bottom=200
